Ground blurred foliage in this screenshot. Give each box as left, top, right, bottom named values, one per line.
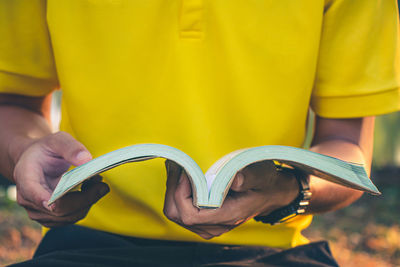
left=373, top=112, right=400, bottom=167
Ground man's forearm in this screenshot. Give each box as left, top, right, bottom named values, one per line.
left=0, top=102, right=52, bottom=182
left=305, top=117, right=374, bottom=214
left=307, top=140, right=368, bottom=213
left=0, top=95, right=109, bottom=228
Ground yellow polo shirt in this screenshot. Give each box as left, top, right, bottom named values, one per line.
left=1, top=0, right=400, bottom=248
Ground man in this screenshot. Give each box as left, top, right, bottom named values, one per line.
left=1, top=0, right=399, bottom=266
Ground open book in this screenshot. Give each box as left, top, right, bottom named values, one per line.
left=48, top=144, right=380, bottom=208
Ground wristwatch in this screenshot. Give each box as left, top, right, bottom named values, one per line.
left=253, top=166, right=312, bottom=225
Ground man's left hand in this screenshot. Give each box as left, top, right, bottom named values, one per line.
left=163, top=160, right=299, bottom=239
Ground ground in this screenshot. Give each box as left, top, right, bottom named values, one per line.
left=1, top=167, right=399, bottom=266
left=304, top=167, right=400, bottom=267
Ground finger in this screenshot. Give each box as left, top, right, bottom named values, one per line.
left=40, top=222, right=67, bottom=228
left=16, top=190, right=53, bottom=216
left=194, top=225, right=234, bottom=238
left=39, top=221, right=81, bottom=228
left=50, top=181, right=109, bottom=216
left=186, top=161, right=281, bottom=227
left=44, top=131, right=92, bottom=166
left=175, top=223, right=215, bottom=240
left=194, top=190, right=261, bottom=226
left=230, top=172, right=245, bottom=192
left=179, top=222, right=235, bottom=239
left=215, top=189, right=277, bottom=223
left=172, top=165, right=249, bottom=230
left=174, top=172, right=205, bottom=225
left=174, top=172, right=232, bottom=225
left=231, top=160, right=278, bottom=192
left=163, top=160, right=182, bottom=222
left=15, top=166, right=54, bottom=213
left=186, top=228, right=214, bottom=240
left=165, top=160, right=182, bottom=191
left=174, top=173, right=251, bottom=234
left=25, top=206, right=90, bottom=225
left=81, top=175, right=103, bottom=191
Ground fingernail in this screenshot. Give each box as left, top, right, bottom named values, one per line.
left=76, top=151, right=91, bottom=162
left=235, top=172, right=244, bottom=188
left=43, top=201, right=54, bottom=212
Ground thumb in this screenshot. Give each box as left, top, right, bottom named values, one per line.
left=175, top=171, right=198, bottom=212
left=230, top=161, right=278, bottom=192
left=230, top=172, right=245, bottom=192
left=45, top=131, right=92, bottom=166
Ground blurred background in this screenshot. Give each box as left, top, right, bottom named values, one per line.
left=0, top=91, right=399, bottom=266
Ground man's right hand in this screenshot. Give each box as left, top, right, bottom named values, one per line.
left=12, top=131, right=110, bottom=228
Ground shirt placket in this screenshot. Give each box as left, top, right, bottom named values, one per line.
left=179, top=0, right=204, bottom=39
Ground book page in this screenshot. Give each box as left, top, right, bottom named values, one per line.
left=205, top=148, right=248, bottom=190
left=49, top=144, right=209, bottom=206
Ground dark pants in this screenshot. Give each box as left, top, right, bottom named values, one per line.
left=10, top=225, right=339, bottom=267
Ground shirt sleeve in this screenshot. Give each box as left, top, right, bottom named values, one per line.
left=311, top=0, right=400, bottom=118
left=0, top=0, right=59, bottom=96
